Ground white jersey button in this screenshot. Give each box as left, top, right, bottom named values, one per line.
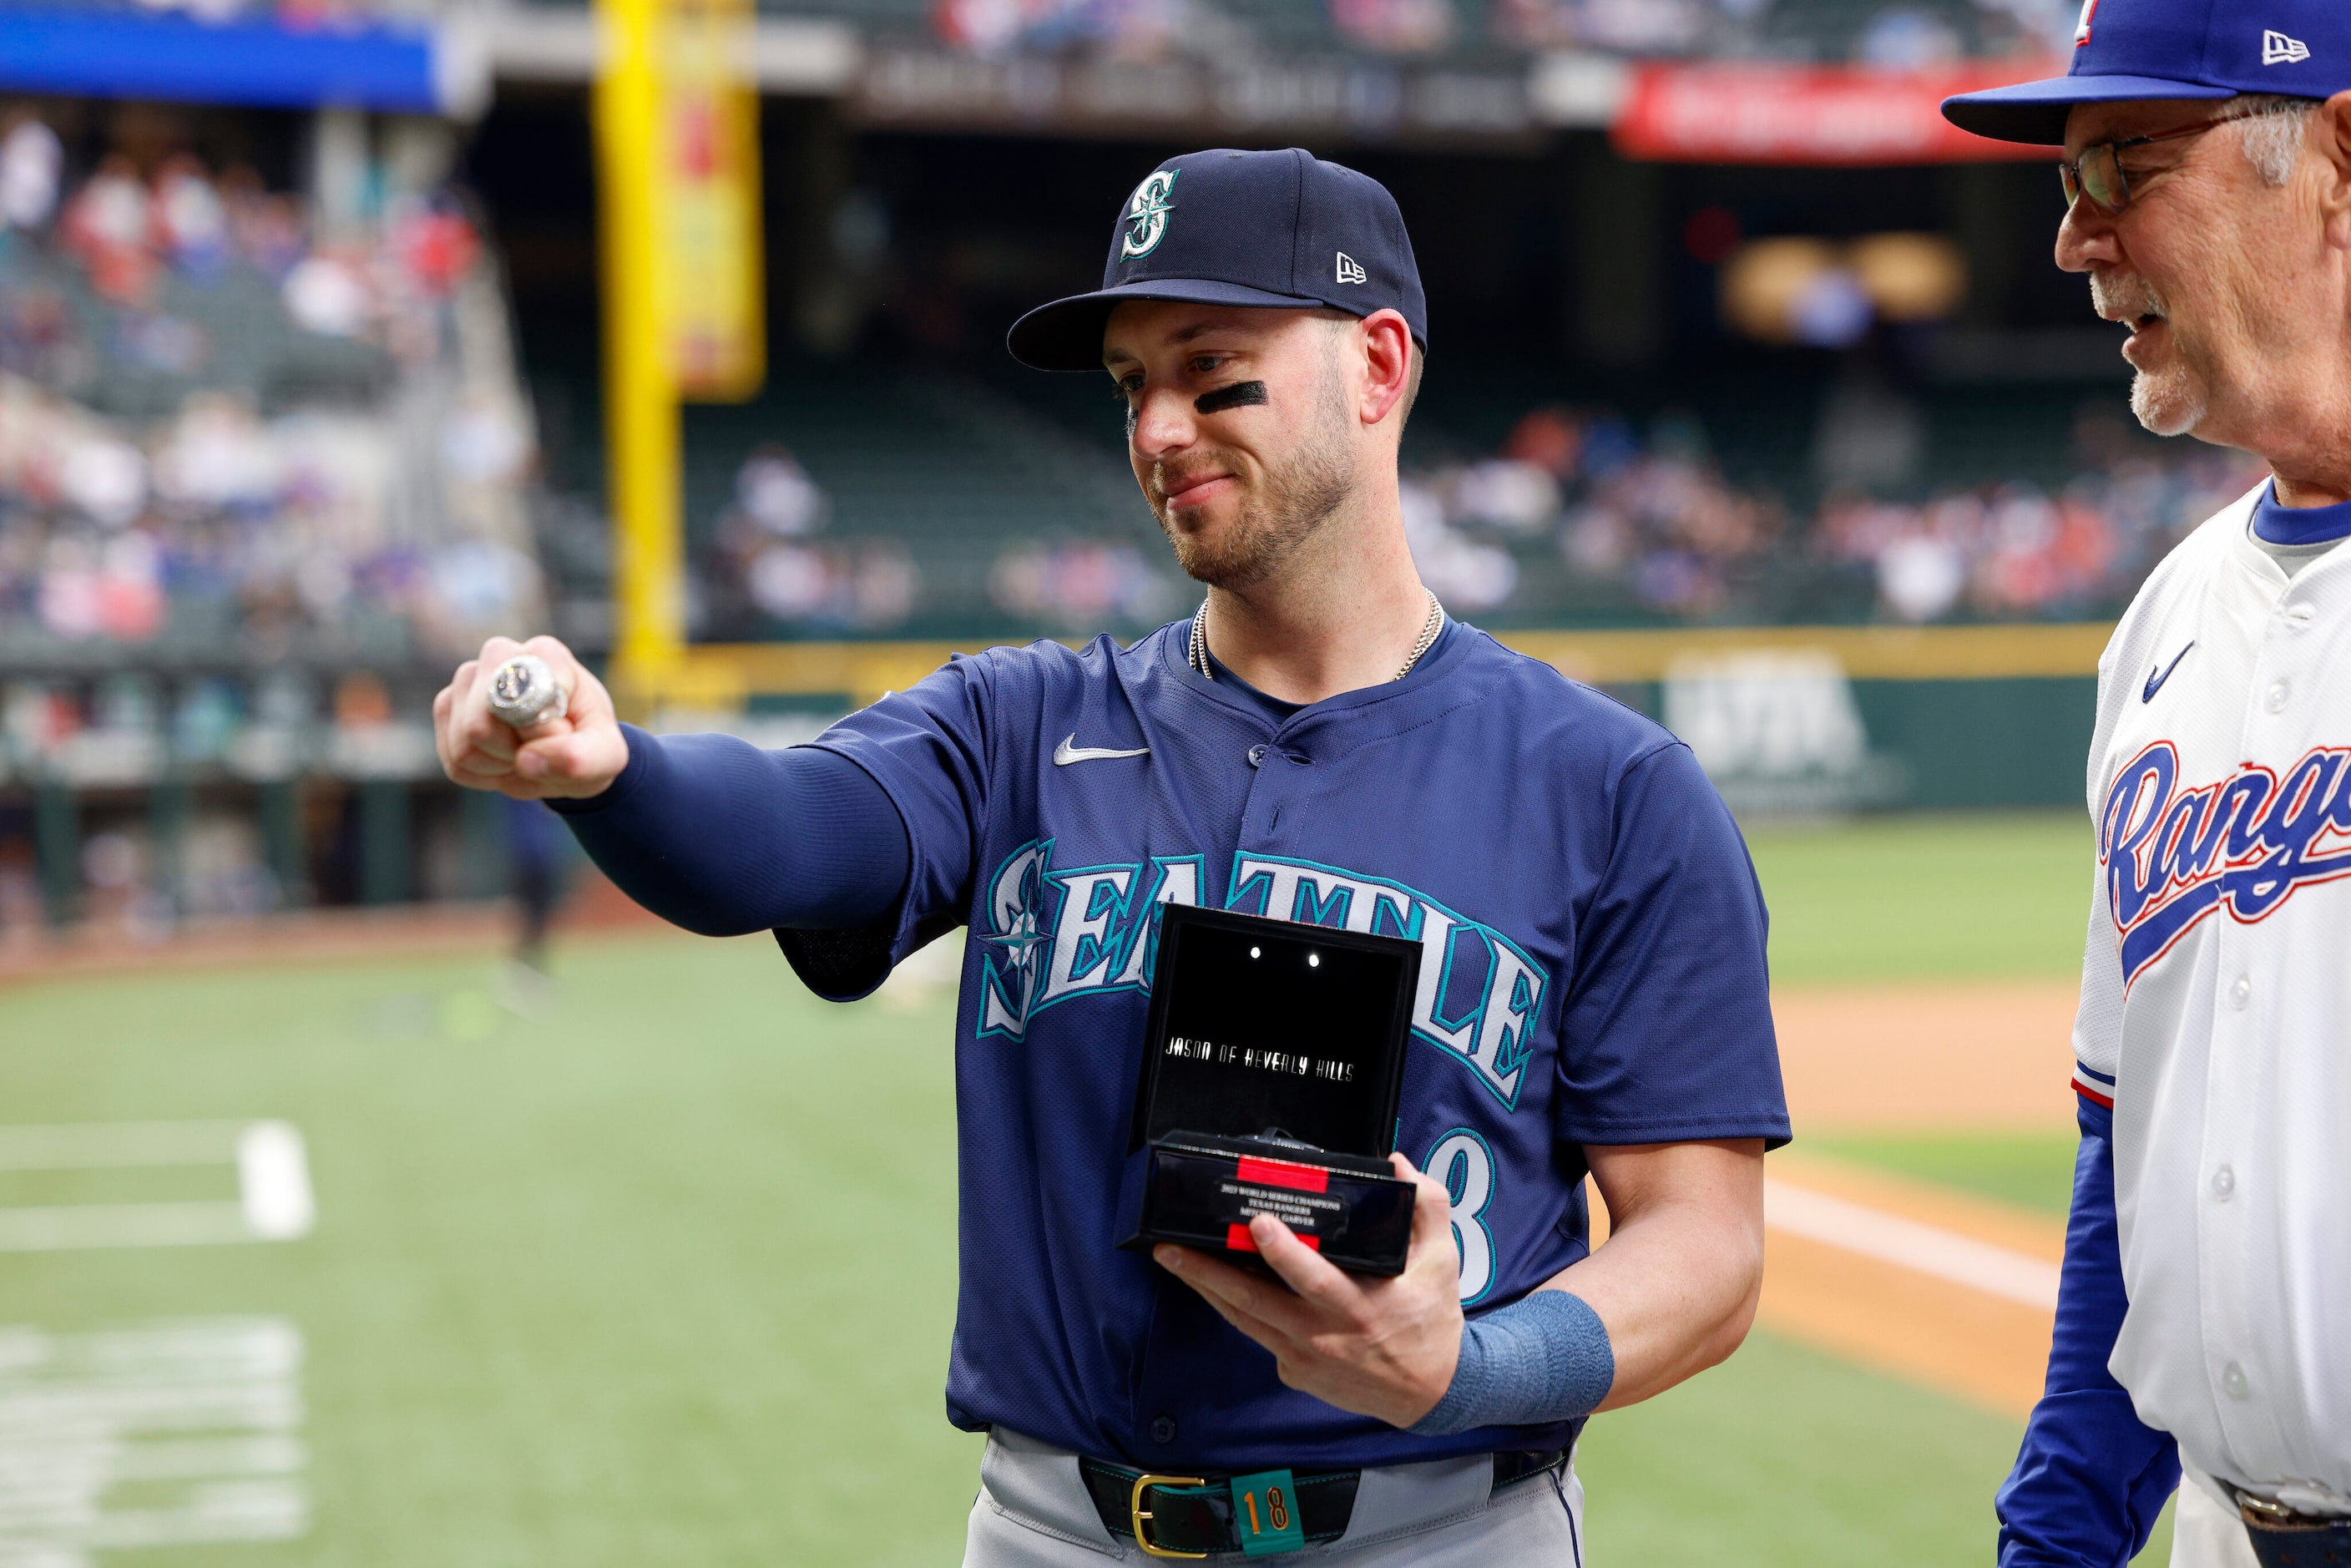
left=2212, top=1165, right=2235, bottom=1201
left=2229, top=974, right=2252, bottom=1010
left=2222, top=1362, right=2250, bottom=1400
left=2266, top=678, right=2292, bottom=712
left=2285, top=602, right=2317, bottom=627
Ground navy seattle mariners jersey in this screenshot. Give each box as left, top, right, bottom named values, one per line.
left=791, top=616, right=1790, bottom=1473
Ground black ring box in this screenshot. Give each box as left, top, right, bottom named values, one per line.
left=1120, top=904, right=1421, bottom=1277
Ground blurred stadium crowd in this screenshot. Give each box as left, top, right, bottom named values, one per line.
left=938, top=0, right=2080, bottom=65
left=0, top=110, right=542, bottom=667
left=677, top=402, right=2263, bottom=641
left=1413, top=404, right=2263, bottom=625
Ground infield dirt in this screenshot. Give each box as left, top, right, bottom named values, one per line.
left=1752, top=980, right=2075, bottom=1415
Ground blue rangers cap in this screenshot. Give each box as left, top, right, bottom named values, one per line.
left=1944, top=0, right=2351, bottom=145
left=1007, top=147, right=1428, bottom=372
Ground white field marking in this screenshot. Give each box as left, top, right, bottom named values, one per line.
left=0, top=1122, right=313, bottom=1253
left=235, top=1124, right=313, bottom=1242
left=1763, top=1178, right=2062, bottom=1311
left=0, top=1124, right=250, bottom=1172
left=0, top=1206, right=250, bottom=1254
left=0, top=1318, right=308, bottom=1565
left=0, top=1436, right=306, bottom=1485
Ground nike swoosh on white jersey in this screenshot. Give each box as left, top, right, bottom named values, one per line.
left=2141, top=640, right=2195, bottom=702
left=1054, top=735, right=1150, bottom=766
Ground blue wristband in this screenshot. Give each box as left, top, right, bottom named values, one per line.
left=1408, top=1289, right=1615, bottom=1436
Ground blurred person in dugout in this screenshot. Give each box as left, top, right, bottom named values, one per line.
left=1943, top=3, right=2351, bottom=1566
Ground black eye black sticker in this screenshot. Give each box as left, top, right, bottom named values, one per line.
left=1194, top=381, right=1267, bottom=416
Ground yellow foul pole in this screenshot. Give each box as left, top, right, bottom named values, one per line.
left=594, top=0, right=684, bottom=706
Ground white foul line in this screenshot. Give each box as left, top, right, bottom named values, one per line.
left=0, top=1121, right=314, bottom=1253
left=1764, top=1178, right=2061, bottom=1311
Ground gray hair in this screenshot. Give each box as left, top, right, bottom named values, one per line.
left=2218, top=94, right=2322, bottom=185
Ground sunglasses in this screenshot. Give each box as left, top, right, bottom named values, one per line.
left=2059, top=115, right=2232, bottom=214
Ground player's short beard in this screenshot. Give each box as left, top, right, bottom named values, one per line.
left=2091, top=269, right=2208, bottom=438
left=1155, top=354, right=1355, bottom=591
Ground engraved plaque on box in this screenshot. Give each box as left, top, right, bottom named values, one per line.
left=1123, top=904, right=1420, bottom=1277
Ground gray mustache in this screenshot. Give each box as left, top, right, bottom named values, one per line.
left=2091, top=271, right=2166, bottom=320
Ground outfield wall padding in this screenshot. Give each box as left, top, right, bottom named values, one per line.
left=1851, top=677, right=2098, bottom=810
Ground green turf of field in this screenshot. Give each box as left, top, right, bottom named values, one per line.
left=1756, top=809, right=2088, bottom=1236
left=1747, top=811, right=2092, bottom=985
left=1811, top=1132, right=2081, bottom=1216
left=0, top=812, right=2177, bottom=1566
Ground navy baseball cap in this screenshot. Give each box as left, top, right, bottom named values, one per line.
left=1007, top=147, right=1428, bottom=372
left=1944, top=0, right=2349, bottom=145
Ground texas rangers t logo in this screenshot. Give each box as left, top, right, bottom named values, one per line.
left=1120, top=170, right=1179, bottom=259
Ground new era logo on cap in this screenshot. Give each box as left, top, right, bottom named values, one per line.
left=1336, top=252, right=1368, bottom=285
left=2264, top=29, right=2311, bottom=63
left=1949, top=0, right=2351, bottom=145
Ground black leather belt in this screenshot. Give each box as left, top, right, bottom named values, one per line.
left=1082, top=1449, right=1565, bottom=1559
left=2237, top=1492, right=2351, bottom=1568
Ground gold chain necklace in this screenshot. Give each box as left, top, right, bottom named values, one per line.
left=1189, top=589, right=1444, bottom=684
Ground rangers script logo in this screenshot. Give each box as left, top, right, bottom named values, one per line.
left=2101, top=741, right=2351, bottom=985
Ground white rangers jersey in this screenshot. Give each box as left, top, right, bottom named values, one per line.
left=2077, top=481, right=2351, bottom=1514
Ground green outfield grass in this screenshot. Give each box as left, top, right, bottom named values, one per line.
left=1747, top=812, right=2091, bottom=985
left=1812, top=1132, right=2083, bottom=1216
left=0, top=812, right=2172, bottom=1567
left=2, top=937, right=976, bottom=1568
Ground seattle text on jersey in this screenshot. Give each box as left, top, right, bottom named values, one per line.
left=2101, top=739, right=2351, bottom=987
left=976, top=840, right=1547, bottom=1109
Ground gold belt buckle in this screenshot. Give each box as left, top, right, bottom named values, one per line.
left=1130, top=1473, right=1210, bottom=1560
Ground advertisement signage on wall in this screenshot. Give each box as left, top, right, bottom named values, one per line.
left=1612, top=61, right=2060, bottom=164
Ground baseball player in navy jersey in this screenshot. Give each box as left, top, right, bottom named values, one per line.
left=1947, top=8, right=2351, bottom=1566
left=434, top=148, right=1788, bottom=1563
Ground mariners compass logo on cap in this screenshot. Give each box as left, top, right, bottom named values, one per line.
left=1120, top=170, right=1179, bottom=260
left=1006, top=148, right=1428, bottom=372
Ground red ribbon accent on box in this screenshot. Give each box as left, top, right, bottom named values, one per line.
left=1234, top=1156, right=1330, bottom=1193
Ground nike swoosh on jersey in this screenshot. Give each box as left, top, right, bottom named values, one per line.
left=1054, top=735, right=1150, bottom=766
left=2142, top=641, right=2195, bottom=702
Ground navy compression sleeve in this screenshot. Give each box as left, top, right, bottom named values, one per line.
left=549, top=724, right=911, bottom=936
left=1408, top=1289, right=1615, bottom=1435
left=1995, top=1095, right=2179, bottom=1567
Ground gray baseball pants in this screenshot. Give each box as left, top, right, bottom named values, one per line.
left=963, top=1427, right=1586, bottom=1566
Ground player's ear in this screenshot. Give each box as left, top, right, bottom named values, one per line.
left=1358, top=310, right=1413, bottom=430
left=2316, top=92, right=2351, bottom=253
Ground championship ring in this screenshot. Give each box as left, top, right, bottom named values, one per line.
left=1122, top=904, right=1419, bottom=1277
left=487, top=655, right=569, bottom=730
